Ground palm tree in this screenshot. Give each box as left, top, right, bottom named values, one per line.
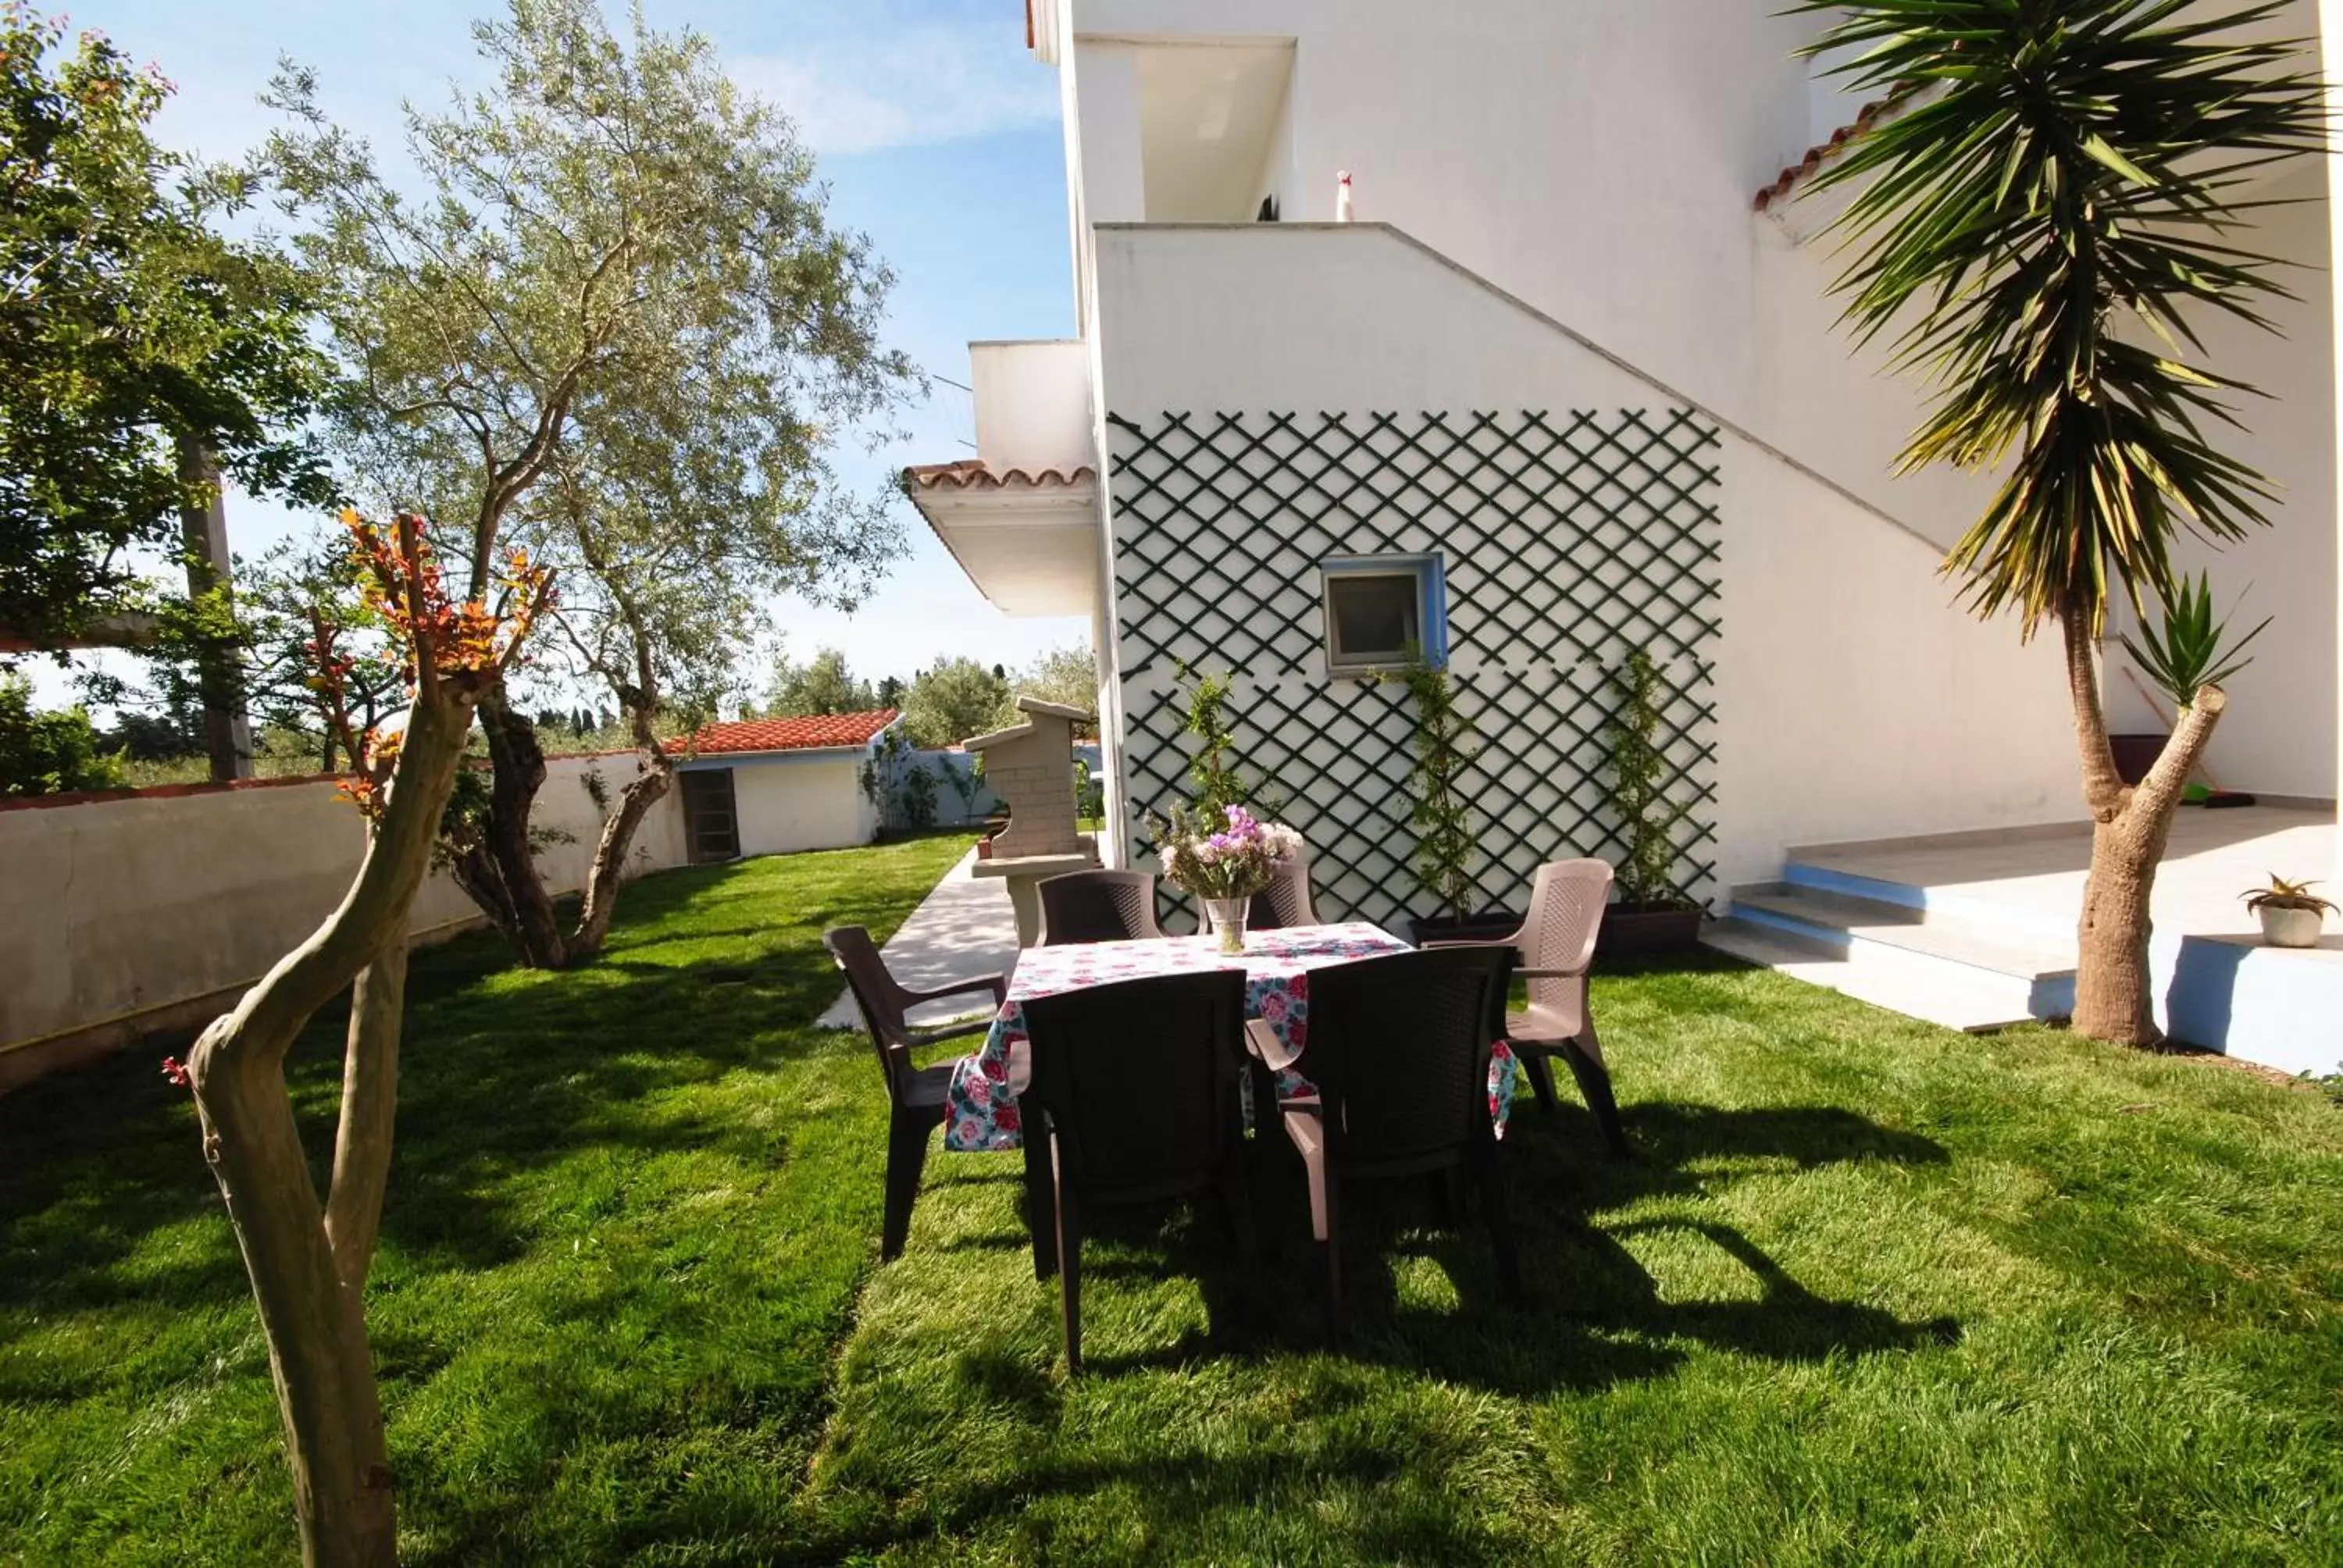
left=1788, top=0, right=2323, bottom=1044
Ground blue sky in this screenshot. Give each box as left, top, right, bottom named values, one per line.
left=45, top=0, right=1086, bottom=707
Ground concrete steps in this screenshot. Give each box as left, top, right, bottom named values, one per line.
left=1703, top=874, right=2076, bottom=1033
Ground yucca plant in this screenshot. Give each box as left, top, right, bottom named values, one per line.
left=2120, top=571, right=2270, bottom=715
left=1788, top=0, right=2323, bottom=1045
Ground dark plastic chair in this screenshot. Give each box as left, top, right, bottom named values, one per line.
left=1428, top=859, right=1627, bottom=1156
left=1036, top=868, right=1166, bottom=945
left=824, top=926, right=1009, bottom=1261
left=1020, top=969, right=1254, bottom=1372
left=1198, top=855, right=1323, bottom=935
left=1271, top=946, right=1520, bottom=1331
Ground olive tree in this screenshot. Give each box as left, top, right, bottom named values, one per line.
left=268, top=0, right=914, bottom=968
left=184, top=511, right=551, bottom=1566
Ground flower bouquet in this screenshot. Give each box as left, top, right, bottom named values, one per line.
left=1151, top=804, right=1306, bottom=953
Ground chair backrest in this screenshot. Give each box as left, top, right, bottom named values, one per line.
left=1250, top=856, right=1320, bottom=931
left=1037, top=869, right=1164, bottom=945
left=823, top=925, right=916, bottom=1103
left=1294, top=946, right=1514, bottom=1169
left=1194, top=855, right=1320, bottom=934
left=1516, top=859, right=1613, bottom=1015
left=1021, top=970, right=1250, bottom=1203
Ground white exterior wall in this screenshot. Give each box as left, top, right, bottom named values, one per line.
left=0, top=753, right=686, bottom=1067
left=1093, top=223, right=2079, bottom=893
left=1059, top=0, right=2339, bottom=805
left=972, top=339, right=1094, bottom=475
left=727, top=756, right=872, bottom=859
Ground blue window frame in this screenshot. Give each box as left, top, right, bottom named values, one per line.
left=1320, top=554, right=1448, bottom=675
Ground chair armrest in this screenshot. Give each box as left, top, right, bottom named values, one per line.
left=1418, top=936, right=1513, bottom=951
left=1243, top=1017, right=1302, bottom=1074
left=1515, top=968, right=1589, bottom=981
left=906, top=1015, right=997, bottom=1049
left=907, top=971, right=1009, bottom=1007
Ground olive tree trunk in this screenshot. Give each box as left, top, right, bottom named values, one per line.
left=186, top=686, right=477, bottom=1567
left=2062, top=606, right=2226, bottom=1044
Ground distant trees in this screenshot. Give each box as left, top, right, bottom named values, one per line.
left=0, top=675, right=123, bottom=796
left=763, top=645, right=876, bottom=718
left=900, top=656, right=1014, bottom=748
left=1011, top=640, right=1099, bottom=732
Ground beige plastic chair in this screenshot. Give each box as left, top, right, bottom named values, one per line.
left=1198, top=855, right=1322, bottom=934
left=1432, top=858, right=1627, bottom=1156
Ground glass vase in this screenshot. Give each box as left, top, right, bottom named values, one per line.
left=1205, top=897, right=1250, bottom=954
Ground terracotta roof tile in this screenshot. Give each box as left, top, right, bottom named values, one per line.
left=900, top=458, right=1096, bottom=491
left=1753, top=94, right=1904, bottom=213
left=669, top=709, right=899, bottom=757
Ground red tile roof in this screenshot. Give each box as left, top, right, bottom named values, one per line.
left=1753, top=94, right=1903, bottom=213
left=901, top=458, right=1096, bottom=491
left=669, top=709, right=899, bottom=757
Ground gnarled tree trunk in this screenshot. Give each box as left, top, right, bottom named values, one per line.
left=2062, top=605, right=2226, bottom=1044
left=476, top=686, right=570, bottom=968
left=188, top=686, right=478, bottom=1567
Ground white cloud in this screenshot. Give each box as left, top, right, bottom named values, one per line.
left=733, top=22, right=1060, bottom=155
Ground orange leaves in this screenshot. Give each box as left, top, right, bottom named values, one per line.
left=338, top=508, right=556, bottom=693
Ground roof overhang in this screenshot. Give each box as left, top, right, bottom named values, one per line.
left=904, top=466, right=1100, bottom=618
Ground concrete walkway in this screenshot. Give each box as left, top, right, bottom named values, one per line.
left=816, top=848, right=1022, bottom=1030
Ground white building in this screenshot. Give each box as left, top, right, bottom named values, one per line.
left=904, top=1, right=2341, bottom=1074
left=666, top=711, right=897, bottom=861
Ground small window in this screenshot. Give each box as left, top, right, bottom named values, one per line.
left=1322, top=555, right=1446, bottom=675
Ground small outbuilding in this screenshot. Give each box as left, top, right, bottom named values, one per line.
left=665, top=710, right=898, bottom=863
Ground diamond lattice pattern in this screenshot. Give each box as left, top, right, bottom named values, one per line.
left=1111, top=408, right=1722, bottom=933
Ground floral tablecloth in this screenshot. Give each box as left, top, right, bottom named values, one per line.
left=943, top=922, right=1519, bottom=1153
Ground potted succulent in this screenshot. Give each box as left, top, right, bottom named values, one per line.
left=2114, top=571, right=2269, bottom=786
left=1390, top=651, right=1520, bottom=946
left=1597, top=650, right=1703, bottom=956
left=2241, top=875, right=2334, bottom=949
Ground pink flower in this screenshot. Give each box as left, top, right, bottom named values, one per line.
left=1259, top=992, right=1289, bottom=1023
left=160, top=1056, right=191, bottom=1088
left=982, top=1052, right=1009, bottom=1083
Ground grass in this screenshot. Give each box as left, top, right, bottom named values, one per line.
left=3, top=839, right=2340, bottom=1565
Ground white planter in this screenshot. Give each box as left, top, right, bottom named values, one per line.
left=2258, top=905, right=2326, bottom=949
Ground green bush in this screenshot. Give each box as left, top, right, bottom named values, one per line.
left=0, top=675, right=127, bottom=797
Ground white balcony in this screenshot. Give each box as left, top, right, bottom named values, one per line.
left=904, top=339, right=1100, bottom=618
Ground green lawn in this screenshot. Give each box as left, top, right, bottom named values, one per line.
left=4, top=836, right=2340, bottom=1565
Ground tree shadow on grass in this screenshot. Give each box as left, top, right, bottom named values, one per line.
left=0, top=852, right=948, bottom=1331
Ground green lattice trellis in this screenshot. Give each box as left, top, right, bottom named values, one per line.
left=1111, top=408, right=1721, bottom=934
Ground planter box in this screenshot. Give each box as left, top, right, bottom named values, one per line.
left=1407, top=911, right=1523, bottom=948
left=1597, top=901, right=1703, bottom=957
left=2110, top=732, right=2166, bottom=786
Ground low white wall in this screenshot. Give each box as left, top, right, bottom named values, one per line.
left=0, top=752, right=686, bottom=1067
left=729, top=756, right=871, bottom=858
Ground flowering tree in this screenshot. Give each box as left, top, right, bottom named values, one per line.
left=180, top=509, right=549, bottom=1567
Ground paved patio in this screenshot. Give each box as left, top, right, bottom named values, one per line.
left=816, top=847, right=1021, bottom=1030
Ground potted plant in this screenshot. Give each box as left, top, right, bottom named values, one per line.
left=2241, top=875, right=2334, bottom=949
left=1598, top=649, right=1703, bottom=955
left=1391, top=650, right=1519, bottom=946
left=2114, top=571, right=2269, bottom=786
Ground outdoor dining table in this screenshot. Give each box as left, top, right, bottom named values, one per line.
left=941, top=921, right=1520, bottom=1153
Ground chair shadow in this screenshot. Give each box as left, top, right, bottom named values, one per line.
left=1014, top=1095, right=1960, bottom=1397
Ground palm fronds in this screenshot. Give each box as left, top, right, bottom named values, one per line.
left=1785, top=0, right=2325, bottom=634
